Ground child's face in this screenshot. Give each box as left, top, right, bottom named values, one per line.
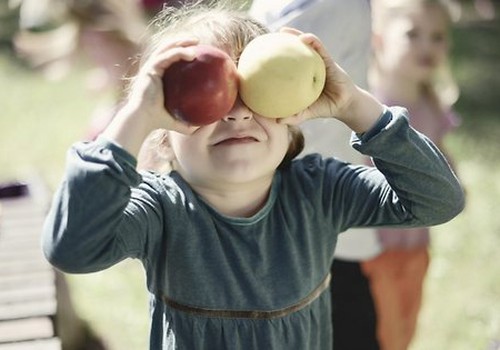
left=377, top=4, right=449, bottom=83
left=167, top=97, right=289, bottom=187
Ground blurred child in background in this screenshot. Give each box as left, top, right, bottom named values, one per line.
left=363, top=1, right=461, bottom=349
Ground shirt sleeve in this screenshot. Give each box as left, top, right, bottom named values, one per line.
left=324, top=106, right=465, bottom=232
left=355, top=106, right=393, bottom=142
left=42, top=136, right=163, bottom=273
left=363, top=106, right=463, bottom=225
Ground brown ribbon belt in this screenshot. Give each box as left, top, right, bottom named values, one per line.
left=163, top=273, right=331, bottom=320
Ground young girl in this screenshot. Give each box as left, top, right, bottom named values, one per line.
left=363, top=0, right=461, bottom=349
left=42, top=3, right=464, bottom=349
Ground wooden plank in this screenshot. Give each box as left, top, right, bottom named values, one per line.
left=0, top=182, right=70, bottom=350
left=0, top=197, right=33, bottom=209
left=0, top=216, right=46, bottom=228
left=0, top=317, right=55, bottom=343
left=0, top=283, right=55, bottom=304
left=0, top=217, right=43, bottom=229
left=0, top=235, right=45, bottom=251
left=0, top=298, right=57, bottom=321
left=0, top=204, right=46, bottom=220
left=0, top=246, right=45, bottom=260
left=0, top=270, right=55, bottom=290
left=0, top=200, right=46, bottom=212
left=0, top=338, right=61, bottom=350
left=0, top=259, right=52, bottom=275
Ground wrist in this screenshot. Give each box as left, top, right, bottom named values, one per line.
left=101, top=105, right=155, bottom=158
left=339, top=87, right=384, bottom=133
left=356, top=106, right=392, bottom=142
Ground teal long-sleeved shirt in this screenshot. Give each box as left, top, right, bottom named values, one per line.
left=42, top=107, right=464, bottom=349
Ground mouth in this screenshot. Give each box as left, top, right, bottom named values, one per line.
left=213, top=136, right=259, bottom=146
left=418, top=56, right=436, bottom=67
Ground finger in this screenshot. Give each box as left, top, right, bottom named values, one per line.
left=142, top=46, right=197, bottom=78
left=153, top=46, right=197, bottom=73
left=299, top=33, right=331, bottom=60
left=166, top=118, right=201, bottom=135
left=150, top=37, right=199, bottom=57
left=278, top=27, right=304, bottom=36
left=277, top=113, right=307, bottom=126
left=298, top=34, right=342, bottom=82
left=139, top=37, right=200, bottom=79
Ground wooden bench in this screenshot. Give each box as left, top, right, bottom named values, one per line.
left=0, top=180, right=103, bottom=350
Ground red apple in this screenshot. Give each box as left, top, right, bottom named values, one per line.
left=162, top=45, right=238, bottom=125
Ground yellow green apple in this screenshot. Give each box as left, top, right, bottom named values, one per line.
left=237, top=32, right=326, bottom=118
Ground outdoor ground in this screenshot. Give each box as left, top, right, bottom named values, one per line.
left=1, top=3, right=499, bottom=350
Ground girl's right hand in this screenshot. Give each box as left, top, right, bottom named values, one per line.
left=102, top=38, right=201, bottom=157
left=127, top=37, right=202, bottom=134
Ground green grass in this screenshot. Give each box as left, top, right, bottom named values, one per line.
left=1, top=10, right=499, bottom=350
left=0, top=51, right=110, bottom=186
left=66, top=261, right=150, bottom=349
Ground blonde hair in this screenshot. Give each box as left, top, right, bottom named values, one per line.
left=371, top=0, right=460, bottom=108
left=147, top=1, right=265, bottom=60
left=135, top=1, right=304, bottom=172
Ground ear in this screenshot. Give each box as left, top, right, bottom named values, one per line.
left=157, top=131, right=176, bottom=162
left=372, top=32, right=383, bottom=53
left=137, top=130, right=175, bottom=172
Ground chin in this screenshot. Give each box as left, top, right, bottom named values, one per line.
left=214, top=159, right=276, bottom=183
left=415, top=67, right=435, bottom=80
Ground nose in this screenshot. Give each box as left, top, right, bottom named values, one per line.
left=222, top=97, right=253, bottom=122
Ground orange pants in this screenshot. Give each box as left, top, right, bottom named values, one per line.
left=361, top=248, right=429, bottom=350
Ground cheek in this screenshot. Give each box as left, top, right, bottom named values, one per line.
left=169, top=134, right=199, bottom=165
left=379, top=35, right=412, bottom=69
left=256, top=118, right=289, bottom=160
left=272, top=126, right=292, bottom=157
left=170, top=139, right=207, bottom=177
left=433, top=43, right=449, bottom=62
left=380, top=45, right=408, bottom=72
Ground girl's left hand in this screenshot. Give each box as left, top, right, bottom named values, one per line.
left=276, top=28, right=358, bottom=126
